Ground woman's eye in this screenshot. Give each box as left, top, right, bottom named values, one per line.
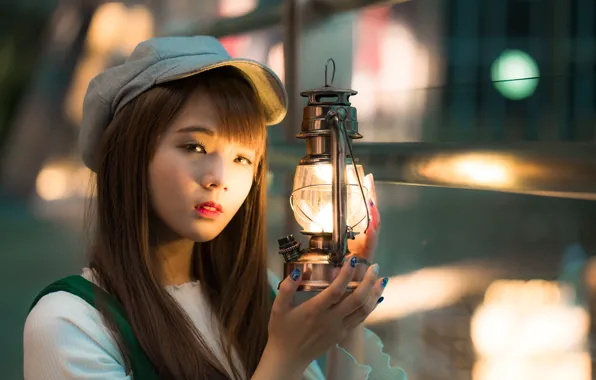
left=236, top=156, right=253, bottom=166
left=184, top=143, right=206, bottom=154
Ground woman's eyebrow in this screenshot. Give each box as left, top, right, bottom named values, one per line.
left=176, top=125, right=215, bottom=135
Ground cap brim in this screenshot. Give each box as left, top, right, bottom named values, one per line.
left=156, top=57, right=287, bottom=126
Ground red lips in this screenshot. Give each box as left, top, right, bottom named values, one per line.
left=195, top=201, right=223, bottom=218
left=197, top=201, right=223, bottom=212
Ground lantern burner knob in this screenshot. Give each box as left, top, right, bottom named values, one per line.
left=278, top=234, right=302, bottom=263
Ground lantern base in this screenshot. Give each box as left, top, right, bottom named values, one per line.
left=281, top=250, right=370, bottom=304
left=277, top=232, right=370, bottom=305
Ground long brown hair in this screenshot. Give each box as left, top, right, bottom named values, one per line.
left=87, top=67, right=271, bottom=379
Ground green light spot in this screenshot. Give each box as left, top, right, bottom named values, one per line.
left=491, top=49, right=539, bottom=100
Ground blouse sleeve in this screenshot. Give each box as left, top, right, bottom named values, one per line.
left=24, top=291, right=131, bottom=380
left=266, top=269, right=406, bottom=380
left=329, top=329, right=407, bottom=380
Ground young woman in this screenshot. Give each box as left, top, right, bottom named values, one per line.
left=24, top=36, right=404, bottom=380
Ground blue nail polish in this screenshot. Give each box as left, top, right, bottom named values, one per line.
left=369, top=199, right=375, bottom=207
left=372, top=264, right=379, bottom=275
left=290, top=268, right=301, bottom=281
left=377, top=296, right=384, bottom=304
left=381, top=277, right=388, bottom=288
left=350, top=257, right=358, bottom=268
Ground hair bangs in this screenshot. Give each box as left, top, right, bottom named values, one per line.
left=200, top=68, right=267, bottom=160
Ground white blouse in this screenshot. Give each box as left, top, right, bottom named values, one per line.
left=23, top=268, right=405, bottom=380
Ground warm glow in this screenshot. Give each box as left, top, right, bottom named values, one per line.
left=366, top=263, right=504, bottom=324
left=473, top=353, right=591, bottom=380
left=292, top=163, right=369, bottom=233
left=36, top=167, right=70, bottom=201
left=87, top=2, right=128, bottom=54
left=310, top=203, right=333, bottom=232
left=421, top=154, right=513, bottom=187
left=314, top=164, right=332, bottom=181
left=313, top=163, right=362, bottom=185
left=219, top=0, right=257, bottom=17
left=471, top=280, right=591, bottom=380
left=66, top=3, right=153, bottom=124
left=87, top=3, right=153, bottom=55
left=118, top=5, right=154, bottom=56
left=454, top=159, right=508, bottom=185
left=36, top=162, right=93, bottom=201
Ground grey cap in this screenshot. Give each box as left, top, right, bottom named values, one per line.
left=79, top=35, right=287, bottom=172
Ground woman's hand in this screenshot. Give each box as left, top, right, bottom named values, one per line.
left=261, top=258, right=386, bottom=379
left=348, top=173, right=381, bottom=262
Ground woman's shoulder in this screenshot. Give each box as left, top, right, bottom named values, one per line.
left=24, top=277, right=129, bottom=379
left=25, top=270, right=107, bottom=342
left=26, top=286, right=104, bottom=332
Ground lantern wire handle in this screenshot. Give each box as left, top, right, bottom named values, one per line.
left=337, top=107, right=371, bottom=234
left=325, top=58, right=336, bottom=87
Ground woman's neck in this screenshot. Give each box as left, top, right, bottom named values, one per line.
left=157, top=238, right=196, bottom=286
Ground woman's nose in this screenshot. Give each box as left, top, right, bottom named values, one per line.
left=199, top=156, right=228, bottom=191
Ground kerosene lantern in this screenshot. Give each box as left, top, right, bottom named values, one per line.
left=278, top=59, right=371, bottom=303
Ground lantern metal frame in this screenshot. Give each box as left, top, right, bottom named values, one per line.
left=278, top=59, right=371, bottom=297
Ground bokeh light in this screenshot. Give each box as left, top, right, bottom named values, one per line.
left=491, top=49, right=539, bottom=100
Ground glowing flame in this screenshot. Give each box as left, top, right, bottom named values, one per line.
left=310, top=203, right=333, bottom=232
left=292, top=163, right=368, bottom=233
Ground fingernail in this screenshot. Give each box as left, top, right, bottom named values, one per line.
left=372, top=264, right=379, bottom=275
left=381, top=277, right=388, bottom=288
left=377, top=296, right=384, bottom=304
left=369, top=199, right=375, bottom=207
left=290, top=268, right=301, bottom=281
left=364, top=173, right=372, bottom=185
left=350, top=257, right=357, bottom=268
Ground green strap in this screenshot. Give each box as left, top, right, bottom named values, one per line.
left=31, top=276, right=278, bottom=379
left=30, top=276, right=159, bottom=379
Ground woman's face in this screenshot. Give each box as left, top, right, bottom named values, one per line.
left=148, top=89, right=259, bottom=243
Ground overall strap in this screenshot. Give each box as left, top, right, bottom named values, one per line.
left=30, top=276, right=159, bottom=379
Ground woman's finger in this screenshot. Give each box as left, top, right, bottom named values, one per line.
left=312, top=257, right=357, bottom=309
left=333, top=263, right=380, bottom=317
left=370, top=199, right=380, bottom=231
left=273, top=268, right=302, bottom=313
left=364, top=174, right=380, bottom=233
left=343, top=277, right=387, bottom=329
left=369, top=173, right=378, bottom=206
left=361, top=220, right=379, bottom=256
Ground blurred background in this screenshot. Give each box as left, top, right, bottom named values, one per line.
left=1, top=0, right=596, bottom=379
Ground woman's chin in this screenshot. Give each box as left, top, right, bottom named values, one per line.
left=184, top=224, right=225, bottom=243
